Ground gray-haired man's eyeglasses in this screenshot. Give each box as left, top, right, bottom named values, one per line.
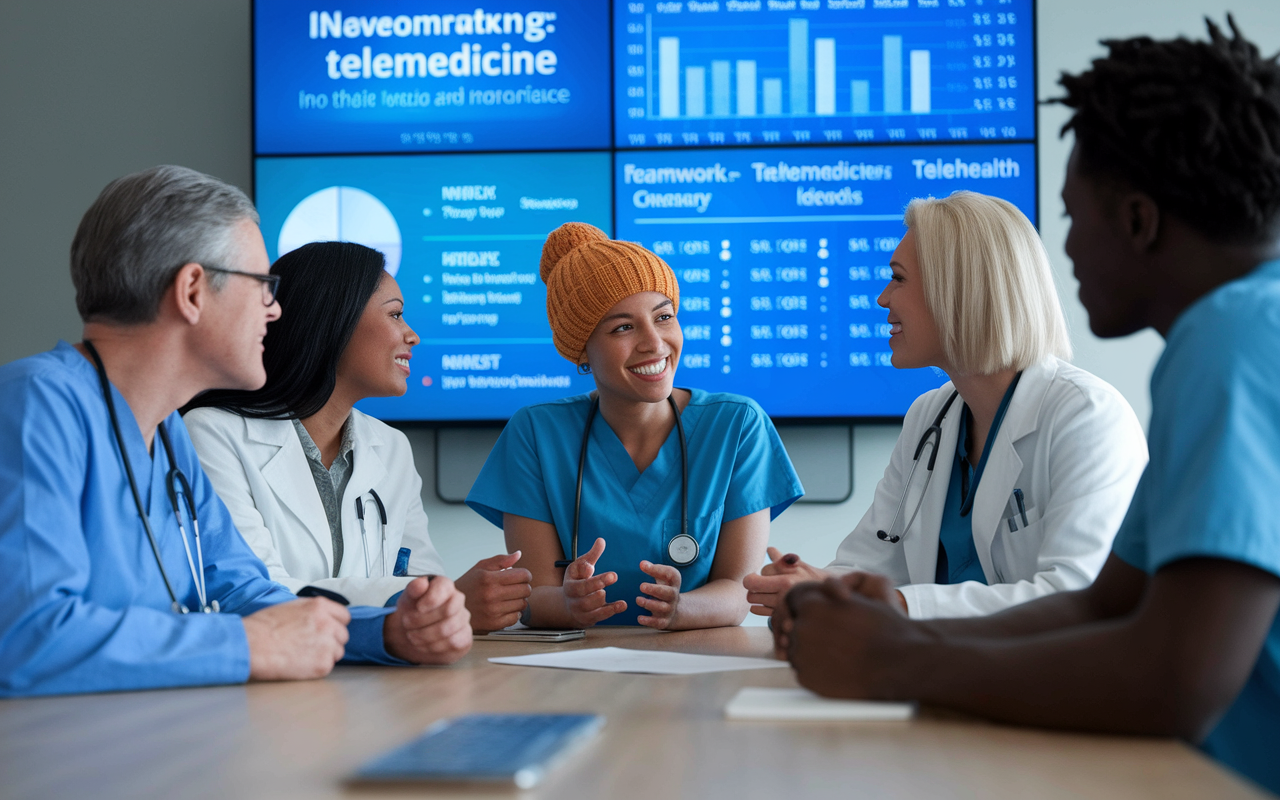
left=204, top=266, right=281, bottom=306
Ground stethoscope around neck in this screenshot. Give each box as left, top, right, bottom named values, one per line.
left=554, top=394, right=697, bottom=569
left=876, top=390, right=961, bottom=545
left=83, top=340, right=217, bottom=614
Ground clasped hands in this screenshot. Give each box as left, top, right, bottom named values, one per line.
left=243, top=574, right=474, bottom=681
left=245, top=546, right=542, bottom=680
left=749, top=548, right=916, bottom=699
left=744, top=547, right=909, bottom=617
left=563, top=538, right=683, bottom=629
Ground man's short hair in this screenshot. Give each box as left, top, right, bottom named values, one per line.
left=70, top=165, right=260, bottom=324
left=1056, top=16, right=1280, bottom=244
left=905, top=191, right=1072, bottom=376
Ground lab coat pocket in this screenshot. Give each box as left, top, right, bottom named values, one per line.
left=370, top=514, right=406, bottom=578
left=996, top=507, right=1043, bottom=582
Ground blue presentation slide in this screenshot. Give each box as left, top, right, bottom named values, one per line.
left=614, top=0, right=1035, bottom=149
left=614, top=142, right=1037, bottom=418
left=254, top=151, right=611, bottom=421
left=254, top=1, right=611, bottom=154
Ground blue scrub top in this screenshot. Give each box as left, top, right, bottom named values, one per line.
left=0, top=342, right=402, bottom=697
left=935, top=453, right=989, bottom=585
left=467, top=389, right=804, bottom=625
left=1111, top=259, right=1280, bottom=795
left=935, top=374, right=1021, bottom=585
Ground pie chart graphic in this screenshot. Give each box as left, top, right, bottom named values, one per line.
left=277, top=186, right=402, bottom=276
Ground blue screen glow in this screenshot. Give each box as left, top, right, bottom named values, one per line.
left=255, top=151, right=611, bottom=421
left=254, top=1, right=611, bottom=154
left=252, top=0, right=1038, bottom=421
left=613, top=0, right=1035, bottom=149
left=614, top=142, right=1036, bottom=418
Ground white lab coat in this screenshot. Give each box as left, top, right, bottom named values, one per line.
left=184, top=407, right=445, bottom=608
left=828, top=357, right=1147, bottom=619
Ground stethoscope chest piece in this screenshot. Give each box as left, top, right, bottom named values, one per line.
left=667, top=533, right=698, bottom=566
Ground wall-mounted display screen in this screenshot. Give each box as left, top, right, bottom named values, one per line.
left=253, top=0, right=1037, bottom=422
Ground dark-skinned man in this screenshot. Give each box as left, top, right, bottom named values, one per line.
left=773, top=17, right=1280, bottom=795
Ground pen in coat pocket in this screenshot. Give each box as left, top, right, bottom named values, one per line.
left=1005, top=495, right=1020, bottom=532
left=1014, top=488, right=1029, bottom=526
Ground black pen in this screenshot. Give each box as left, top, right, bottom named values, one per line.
left=1014, top=488, right=1028, bottom=526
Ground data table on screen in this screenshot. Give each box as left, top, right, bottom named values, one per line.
left=614, top=143, right=1036, bottom=418
left=255, top=152, right=611, bottom=421
left=614, top=0, right=1035, bottom=149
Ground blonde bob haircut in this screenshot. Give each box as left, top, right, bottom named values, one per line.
left=904, top=191, right=1071, bottom=376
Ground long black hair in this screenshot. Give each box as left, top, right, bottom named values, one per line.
left=1054, top=15, right=1280, bottom=244
left=184, top=241, right=387, bottom=419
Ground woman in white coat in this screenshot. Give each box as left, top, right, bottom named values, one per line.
left=185, top=242, right=531, bottom=631
left=744, top=191, right=1148, bottom=619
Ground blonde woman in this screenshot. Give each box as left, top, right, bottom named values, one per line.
left=745, top=191, right=1148, bottom=619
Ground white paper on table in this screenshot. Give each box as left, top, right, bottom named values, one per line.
left=488, top=646, right=789, bottom=675
left=725, top=687, right=915, bottom=721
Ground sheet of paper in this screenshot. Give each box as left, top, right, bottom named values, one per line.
left=725, top=687, right=915, bottom=721
left=488, top=647, right=789, bottom=675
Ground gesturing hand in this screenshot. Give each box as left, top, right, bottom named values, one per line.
left=744, top=546, right=832, bottom=617
left=455, top=551, right=534, bottom=632
left=384, top=576, right=472, bottom=665
left=243, top=597, right=350, bottom=681
left=636, top=560, right=683, bottom=629
left=563, top=538, right=627, bottom=627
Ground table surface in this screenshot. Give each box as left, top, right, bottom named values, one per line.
left=0, top=627, right=1268, bottom=800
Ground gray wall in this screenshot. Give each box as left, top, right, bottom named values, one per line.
left=0, top=1, right=255, bottom=361
left=3, top=1, right=1278, bottom=626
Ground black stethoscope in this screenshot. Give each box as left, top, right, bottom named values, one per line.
left=84, top=341, right=216, bottom=614
left=355, top=489, right=388, bottom=578
left=555, top=394, right=696, bottom=569
left=876, top=390, right=960, bottom=545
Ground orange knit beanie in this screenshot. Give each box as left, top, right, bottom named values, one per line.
left=540, top=222, right=680, bottom=364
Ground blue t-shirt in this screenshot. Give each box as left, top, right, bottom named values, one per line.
left=1111, top=260, right=1280, bottom=794
left=467, top=389, right=803, bottom=625
left=0, top=342, right=401, bottom=697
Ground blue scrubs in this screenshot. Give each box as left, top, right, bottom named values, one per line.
left=467, top=389, right=803, bottom=625
left=0, top=342, right=403, bottom=697
left=1111, top=259, right=1280, bottom=795
left=935, top=374, right=1021, bottom=585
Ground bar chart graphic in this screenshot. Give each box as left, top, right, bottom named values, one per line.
left=615, top=0, right=1035, bottom=149
left=656, top=30, right=931, bottom=119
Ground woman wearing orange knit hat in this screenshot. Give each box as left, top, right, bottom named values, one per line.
left=467, top=223, right=803, bottom=628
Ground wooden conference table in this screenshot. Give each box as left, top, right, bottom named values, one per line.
left=0, top=627, right=1268, bottom=800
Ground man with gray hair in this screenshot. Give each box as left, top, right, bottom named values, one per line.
left=0, top=166, right=472, bottom=696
